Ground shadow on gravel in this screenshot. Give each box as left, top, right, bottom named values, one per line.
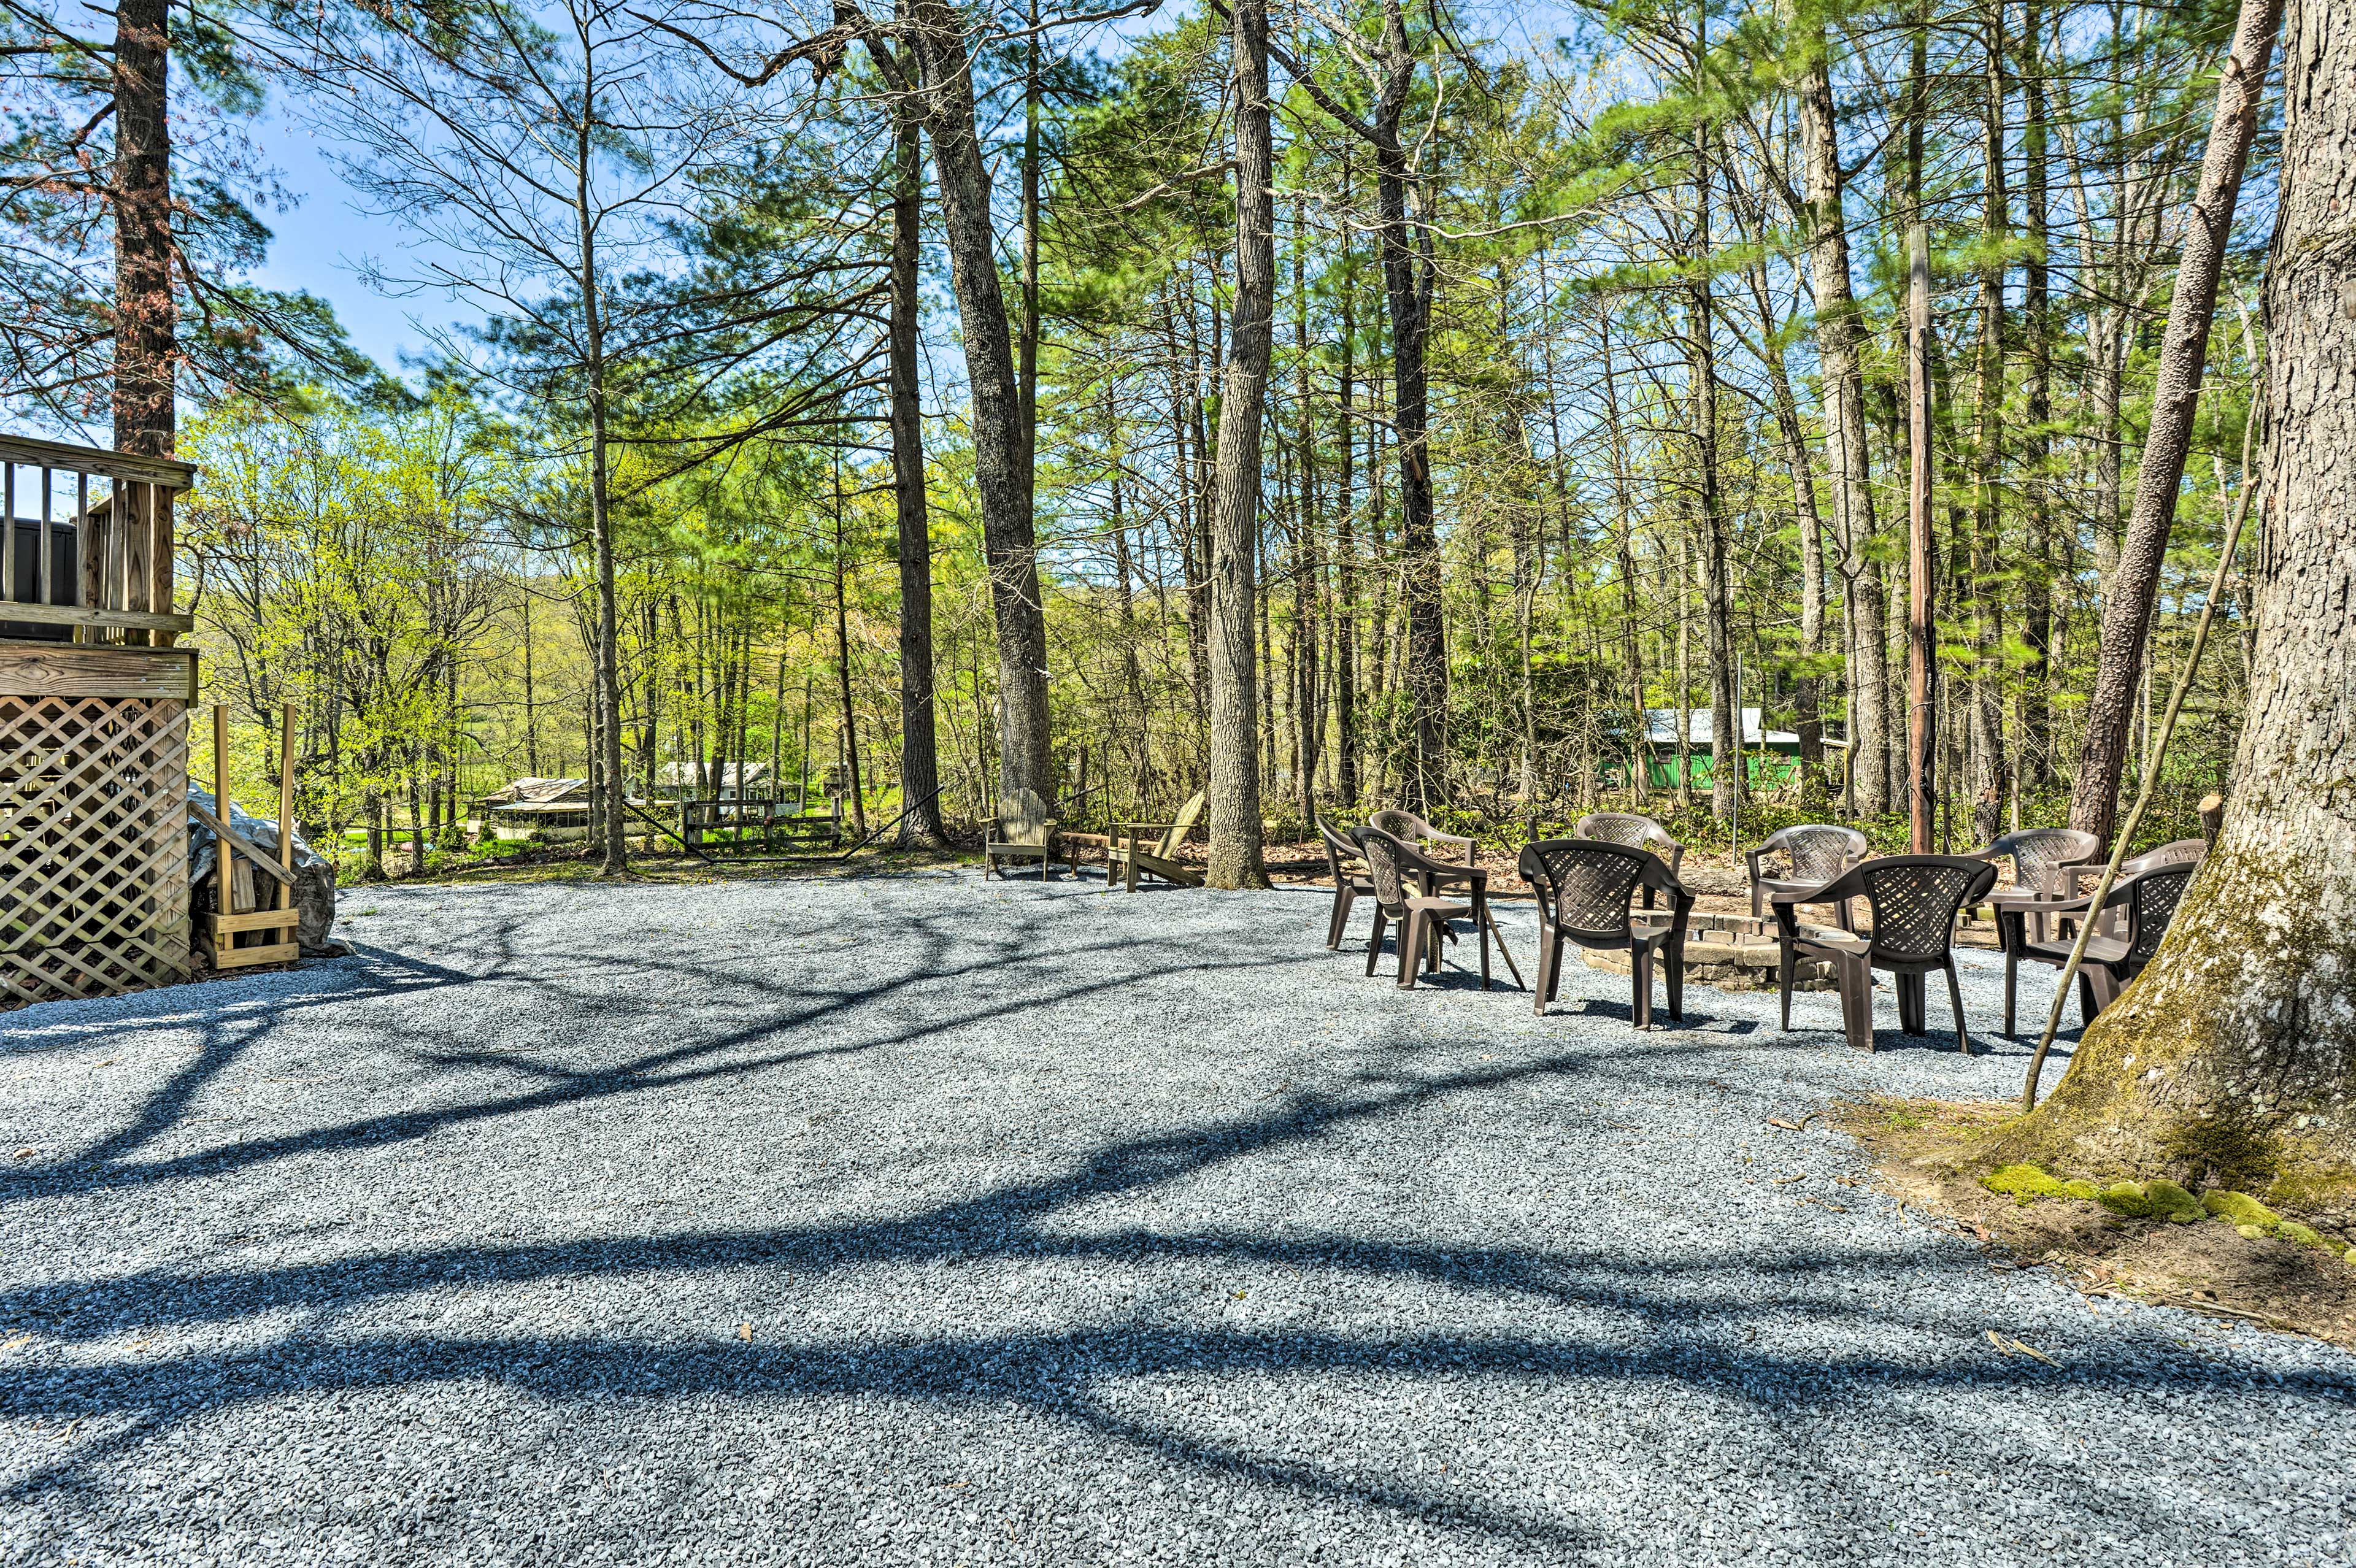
left=8, top=1032, right=2352, bottom=1538
left=0, top=883, right=2235, bottom=1546
left=0, top=904, right=1320, bottom=1207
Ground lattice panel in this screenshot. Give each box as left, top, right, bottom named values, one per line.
left=0, top=694, right=190, bottom=1004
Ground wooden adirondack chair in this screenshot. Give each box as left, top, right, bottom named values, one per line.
left=985, top=788, right=1069, bottom=880
left=1107, top=791, right=1206, bottom=891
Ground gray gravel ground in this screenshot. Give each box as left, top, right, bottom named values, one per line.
left=3, top=867, right=2354, bottom=1567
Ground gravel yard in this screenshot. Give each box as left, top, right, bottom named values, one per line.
left=4, top=867, right=2353, bottom=1567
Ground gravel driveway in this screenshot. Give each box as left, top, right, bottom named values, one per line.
left=4, top=868, right=2352, bottom=1567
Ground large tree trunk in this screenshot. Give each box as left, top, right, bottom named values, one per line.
left=1795, top=21, right=1890, bottom=811
left=1333, top=248, right=1360, bottom=809
left=2068, top=0, right=2282, bottom=849
left=1205, top=0, right=1271, bottom=888
left=111, top=0, right=174, bottom=459
left=887, top=84, right=946, bottom=845
left=2003, top=0, right=2352, bottom=1203
left=905, top=0, right=1052, bottom=799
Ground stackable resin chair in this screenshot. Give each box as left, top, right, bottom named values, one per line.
left=1773, top=855, right=1998, bottom=1053
left=1355, top=826, right=1496, bottom=989
left=1962, top=827, right=2100, bottom=941
left=1574, top=812, right=1686, bottom=910
left=1319, top=821, right=1376, bottom=950
left=1367, top=808, right=1476, bottom=867
left=1517, top=838, right=1694, bottom=1029
left=2061, top=838, right=2207, bottom=943
left=1998, top=852, right=2201, bottom=1035
left=1746, top=824, right=1869, bottom=929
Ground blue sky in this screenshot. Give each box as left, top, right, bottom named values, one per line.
left=244, top=113, right=471, bottom=375
left=240, top=0, right=1589, bottom=380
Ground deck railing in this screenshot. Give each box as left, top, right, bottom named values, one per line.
left=1, top=433, right=194, bottom=642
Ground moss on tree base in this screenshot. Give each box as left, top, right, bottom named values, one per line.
left=1982, top=841, right=2356, bottom=1213
left=1841, top=1097, right=2356, bottom=1347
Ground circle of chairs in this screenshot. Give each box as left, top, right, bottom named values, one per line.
left=1316, top=810, right=2205, bottom=1052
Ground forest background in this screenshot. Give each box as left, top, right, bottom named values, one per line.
left=2, top=0, right=2263, bottom=881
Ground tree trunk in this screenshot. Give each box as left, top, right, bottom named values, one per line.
left=1362, top=4, right=1445, bottom=810
left=1903, top=18, right=1934, bottom=854
left=888, top=82, right=946, bottom=845
left=1971, top=4, right=2011, bottom=847
left=834, top=474, right=868, bottom=842
left=905, top=0, right=1052, bottom=799
left=1693, top=118, right=1736, bottom=821
left=110, top=0, right=174, bottom=459
left=1292, top=210, right=1322, bottom=835
left=2001, top=0, right=2354, bottom=1202
left=2068, top=0, right=2282, bottom=849
left=1795, top=16, right=1889, bottom=811
left=576, top=86, right=628, bottom=875
left=1597, top=306, right=1648, bottom=804
left=2019, top=0, right=2055, bottom=796
left=1205, top=0, right=1271, bottom=889
left=1333, top=238, right=1360, bottom=809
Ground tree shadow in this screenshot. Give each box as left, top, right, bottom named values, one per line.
left=0, top=874, right=2299, bottom=1547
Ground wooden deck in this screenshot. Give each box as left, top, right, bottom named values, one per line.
left=1, top=433, right=200, bottom=1004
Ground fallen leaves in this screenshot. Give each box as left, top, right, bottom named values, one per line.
left=1984, top=1329, right=2060, bottom=1366
left=1766, top=1115, right=1820, bottom=1132
left=737, top=1323, right=753, bottom=1342
left=1771, top=1171, right=1808, bottom=1186
left=9, top=1148, right=33, bottom=1161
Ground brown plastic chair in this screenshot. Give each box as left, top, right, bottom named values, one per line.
left=1574, top=812, right=1684, bottom=910
left=2000, top=856, right=2200, bottom=1035
left=1355, top=826, right=1489, bottom=989
left=1517, top=838, right=1693, bottom=1029
left=1318, top=821, right=1376, bottom=950
left=1773, top=855, right=1998, bottom=1053
left=1963, top=828, right=2100, bottom=941
left=1746, top=824, right=1868, bottom=928
left=1368, top=808, right=1475, bottom=866
left=2057, top=836, right=2203, bottom=905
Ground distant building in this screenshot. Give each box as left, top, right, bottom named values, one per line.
left=1606, top=708, right=1843, bottom=790
left=651, top=761, right=771, bottom=800
left=472, top=777, right=600, bottom=841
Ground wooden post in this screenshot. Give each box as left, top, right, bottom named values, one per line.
left=201, top=701, right=302, bottom=969
left=1907, top=223, right=1936, bottom=854
left=277, top=701, right=295, bottom=922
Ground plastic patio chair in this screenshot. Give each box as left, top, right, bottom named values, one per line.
left=1772, top=855, right=1998, bottom=1053
left=1746, top=823, right=1869, bottom=928
left=1517, top=838, right=1694, bottom=1029
left=1962, top=827, right=2100, bottom=942
left=1573, top=812, right=1685, bottom=910
left=1355, top=826, right=1492, bottom=989
left=1368, top=808, right=1476, bottom=867
left=1318, top=821, right=1376, bottom=951
left=1998, top=854, right=2201, bottom=1035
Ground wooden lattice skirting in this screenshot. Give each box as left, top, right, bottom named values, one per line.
left=1, top=694, right=190, bottom=1004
